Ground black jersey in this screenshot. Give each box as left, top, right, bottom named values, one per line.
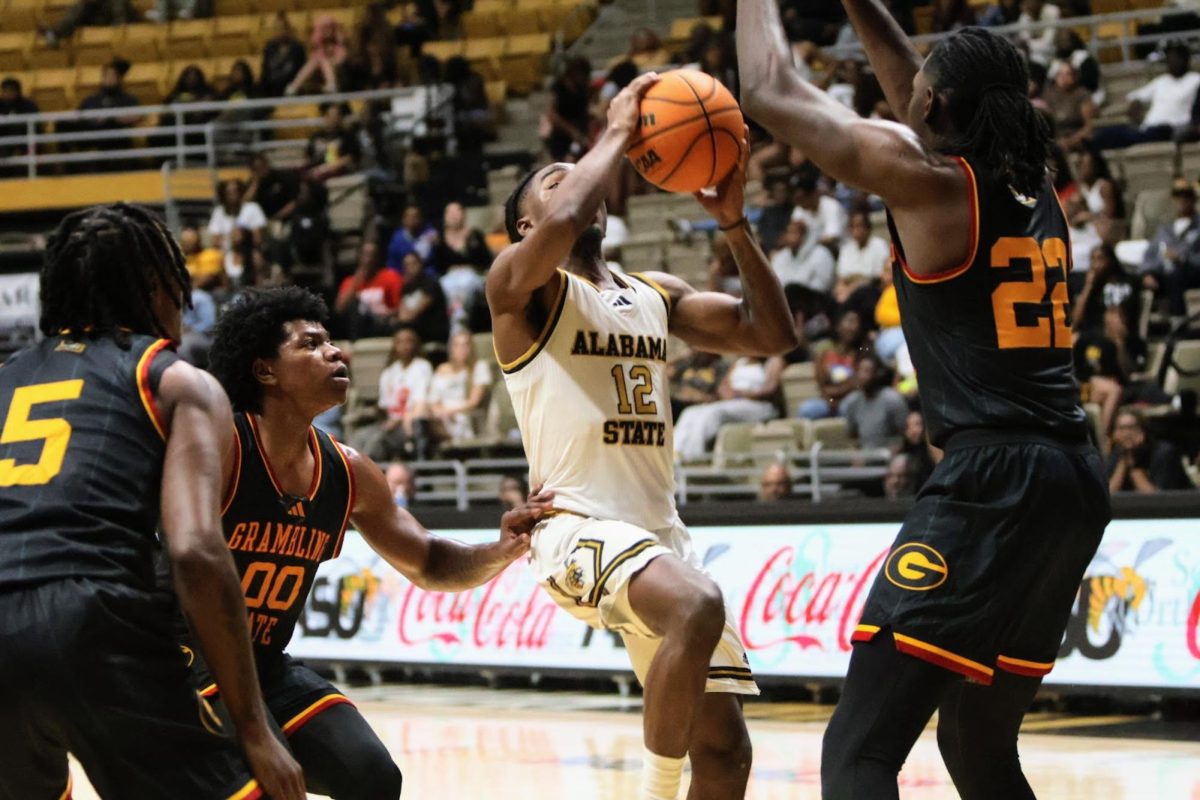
left=888, top=155, right=1087, bottom=448
left=221, top=412, right=354, bottom=662
left=0, top=334, right=178, bottom=591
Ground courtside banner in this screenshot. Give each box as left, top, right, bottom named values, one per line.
left=290, top=520, right=1200, bottom=689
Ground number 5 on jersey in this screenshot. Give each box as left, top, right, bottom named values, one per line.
left=991, top=236, right=1071, bottom=350
left=0, top=380, right=84, bottom=487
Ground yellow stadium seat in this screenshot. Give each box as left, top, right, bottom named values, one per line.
left=462, top=9, right=504, bottom=39
left=320, top=7, right=361, bottom=31
left=27, top=36, right=70, bottom=70
left=75, top=26, right=119, bottom=67
left=484, top=80, right=507, bottom=108
left=273, top=102, right=321, bottom=140
left=31, top=68, right=76, bottom=112
left=118, top=24, right=166, bottom=63
left=284, top=11, right=313, bottom=39
left=214, top=0, right=255, bottom=14
left=502, top=34, right=550, bottom=95
left=505, top=32, right=551, bottom=55
left=168, top=19, right=215, bottom=60
left=254, top=0, right=296, bottom=12
left=75, top=64, right=105, bottom=98
left=3, top=0, right=40, bottom=32
left=0, top=33, right=29, bottom=72
left=506, top=13, right=542, bottom=35
left=124, top=61, right=168, bottom=105
left=550, top=0, right=595, bottom=41
left=464, top=37, right=505, bottom=80
left=423, top=40, right=464, bottom=62
left=211, top=15, right=260, bottom=58
left=210, top=55, right=245, bottom=84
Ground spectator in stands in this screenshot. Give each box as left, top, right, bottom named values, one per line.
left=287, top=13, right=349, bottom=95
left=148, top=0, right=210, bottom=22
left=386, top=462, right=417, bottom=508
left=544, top=56, right=593, bottom=162
left=799, top=309, right=864, bottom=419
left=668, top=348, right=729, bottom=421
left=285, top=179, right=332, bottom=287
left=244, top=153, right=299, bottom=224
left=1141, top=178, right=1200, bottom=317
left=883, top=453, right=916, bottom=500
left=162, top=65, right=216, bottom=146
left=334, top=240, right=403, bottom=339
left=180, top=225, right=224, bottom=293
left=445, top=56, right=493, bottom=154
left=0, top=78, right=38, bottom=174
left=397, top=251, right=450, bottom=347
left=355, top=327, right=433, bottom=462
left=416, top=0, right=463, bottom=41
left=1093, top=41, right=1199, bottom=150
left=1017, top=0, right=1061, bottom=66
left=708, top=234, right=743, bottom=295
left=179, top=286, right=215, bottom=368
left=675, top=22, right=716, bottom=66
left=674, top=354, right=784, bottom=461
left=978, top=0, right=1021, bottom=27
left=756, top=176, right=795, bottom=255
left=930, top=0, right=975, bottom=32
left=428, top=331, right=493, bottom=445
left=304, top=102, right=361, bottom=183
left=261, top=12, right=307, bottom=98
left=835, top=209, right=889, bottom=303
left=1043, top=62, right=1096, bottom=152
left=1075, top=305, right=1148, bottom=451
left=208, top=178, right=267, bottom=285
left=41, top=0, right=133, bottom=45
left=387, top=205, right=439, bottom=269
left=432, top=201, right=491, bottom=273
left=1050, top=29, right=1102, bottom=104
left=1069, top=146, right=1125, bottom=243
left=770, top=219, right=836, bottom=295
left=758, top=462, right=794, bottom=501
left=77, top=59, right=140, bottom=165
left=841, top=353, right=908, bottom=449
left=792, top=171, right=848, bottom=252
left=700, top=35, right=739, bottom=97
left=345, top=4, right=400, bottom=91
left=219, top=61, right=258, bottom=104
left=874, top=266, right=905, bottom=362
left=1073, top=244, right=1139, bottom=334
left=1107, top=408, right=1193, bottom=492
left=609, top=28, right=671, bottom=71
left=499, top=474, right=527, bottom=510
left=898, top=409, right=937, bottom=489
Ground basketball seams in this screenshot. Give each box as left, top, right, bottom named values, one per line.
left=674, top=71, right=718, bottom=187
left=658, top=130, right=718, bottom=189
left=628, top=106, right=741, bottom=148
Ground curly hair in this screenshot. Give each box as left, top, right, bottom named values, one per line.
left=40, top=203, right=191, bottom=344
left=208, top=287, right=329, bottom=414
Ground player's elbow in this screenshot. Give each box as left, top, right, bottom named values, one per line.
left=167, top=531, right=231, bottom=581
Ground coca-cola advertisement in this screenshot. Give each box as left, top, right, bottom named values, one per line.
left=291, top=520, right=1200, bottom=690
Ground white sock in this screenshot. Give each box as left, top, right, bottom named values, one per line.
left=640, top=747, right=685, bottom=800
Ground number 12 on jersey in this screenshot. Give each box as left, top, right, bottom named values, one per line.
left=990, top=236, right=1071, bottom=350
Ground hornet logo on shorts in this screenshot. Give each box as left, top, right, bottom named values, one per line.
left=884, top=543, right=949, bottom=591
left=564, top=559, right=587, bottom=593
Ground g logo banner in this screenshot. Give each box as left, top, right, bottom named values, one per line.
left=884, top=543, right=949, bottom=591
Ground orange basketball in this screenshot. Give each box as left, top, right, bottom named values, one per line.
left=626, top=69, right=744, bottom=194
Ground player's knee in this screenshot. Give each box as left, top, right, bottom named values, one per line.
left=679, top=582, right=725, bottom=648
left=355, top=759, right=403, bottom=800
left=692, top=722, right=753, bottom=778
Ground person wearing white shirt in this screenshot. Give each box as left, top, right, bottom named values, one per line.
left=770, top=219, right=836, bottom=294
left=1094, top=42, right=1200, bottom=149
left=207, top=178, right=267, bottom=283
left=835, top=210, right=891, bottom=302
left=1017, top=0, right=1060, bottom=65
left=352, top=327, right=434, bottom=461
left=427, top=331, right=493, bottom=443
left=791, top=174, right=848, bottom=250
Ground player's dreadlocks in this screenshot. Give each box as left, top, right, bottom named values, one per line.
left=504, top=167, right=541, bottom=243
left=925, top=27, right=1051, bottom=199
left=40, top=203, right=191, bottom=344
left=208, top=287, right=328, bottom=414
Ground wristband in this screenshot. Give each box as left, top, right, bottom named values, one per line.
left=718, top=216, right=749, bottom=231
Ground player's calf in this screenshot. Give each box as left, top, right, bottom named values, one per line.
left=686, top=693, right=753, bottom=800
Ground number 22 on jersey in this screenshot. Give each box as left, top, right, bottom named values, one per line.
left=0, top=380, right=84, bottom=487
left=991, top=236, right=1071, bottom=350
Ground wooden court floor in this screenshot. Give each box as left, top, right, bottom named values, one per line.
left=71, top=685, right=1200, bottom=799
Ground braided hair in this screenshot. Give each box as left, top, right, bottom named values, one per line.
left=40, top=203, right=191, bottom=344
left=925, top=27, right=1051, bottom=199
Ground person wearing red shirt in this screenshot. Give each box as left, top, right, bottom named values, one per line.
left=334, top=240, right=403, bottom=338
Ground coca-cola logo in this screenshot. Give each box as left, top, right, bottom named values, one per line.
left=739, top=545, right=888, bottom=653
left=397, top=561, right=560, bottom=651
left=1188, top=588, right=1200, bottom=661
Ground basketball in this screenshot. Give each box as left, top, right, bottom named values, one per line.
left=626, top=69, right=744, bottom=194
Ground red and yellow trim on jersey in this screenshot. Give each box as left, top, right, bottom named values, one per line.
left=136, top=338, right=172, bottom=440
left=628, top=272, right=672, bottom=315
left=850, top=623, right=880, bottom=643
left=281, top=693, right=353, bottom=737
left=246, top=414, right=323, bottom=501
left=997, top=654, right=1055, bottom=678
left=220, top=428, right=243, bottom=516
left=850, top=625, right=994, bottom=684
left=496, top=269, right=569, bottom=374
left=200, top=682, right=219, bottom=698
left=330, top=436, right=357, bottom=559
left=226, top=778, right=262, bottom=800
left=900, top=156, right=980, bottom=285
left=58, top=773, right=72, bottom=800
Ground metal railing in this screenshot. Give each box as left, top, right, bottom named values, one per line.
left=824, top=3, right=1200, bottom=62
left=0, top=84, right=452, bottom=178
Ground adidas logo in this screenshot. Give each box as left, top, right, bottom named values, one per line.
left=611, top=295, right=633, bottom=308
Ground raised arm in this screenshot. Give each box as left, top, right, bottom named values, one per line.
left=485, top=74, right=659, bottom=317
left=346, top=447, right=553, bottom=591
left=836, top=0, right=924, bottom=124
left=157, top=363, right=305, bottom=800
left=639, top=137, right=797, bottom=357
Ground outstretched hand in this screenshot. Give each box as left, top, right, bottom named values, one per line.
left=496, top=485, right=555, bottom=560
left=693, top=124, right=751, bottom=228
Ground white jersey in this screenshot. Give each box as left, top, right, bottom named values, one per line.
left=501, top=269, right=677, bottom=531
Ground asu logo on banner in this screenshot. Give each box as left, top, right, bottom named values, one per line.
left=884, top=543, right=949, bottom=591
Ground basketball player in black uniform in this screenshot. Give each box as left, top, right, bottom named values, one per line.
left=174, top=287, right=551, bottom=799
left=0, top=204, right=304, bottom=800
left=738, top=5, right=1110, bottom=799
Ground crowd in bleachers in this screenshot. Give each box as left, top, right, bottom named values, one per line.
left=2, top=0, right=1199, bottom=505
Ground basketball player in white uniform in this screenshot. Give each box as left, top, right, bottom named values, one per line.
left=486, top=74, right=797, bottom=800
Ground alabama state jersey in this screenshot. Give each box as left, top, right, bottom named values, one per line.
left=0, top=334, right=178, bottom=591
left=501, top=269, right=677, bottom=531
left=220, top=412, right=355, bottom=661
left=888, top=155, right=1087, bottom=448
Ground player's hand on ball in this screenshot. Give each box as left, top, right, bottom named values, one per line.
left=243, top=726, right=306, bottom=800
left=693, top=124, right=750, bottom=228
left=607, top=72, right=660, bottom=140
left=497, top=485, right=555, bottom=558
